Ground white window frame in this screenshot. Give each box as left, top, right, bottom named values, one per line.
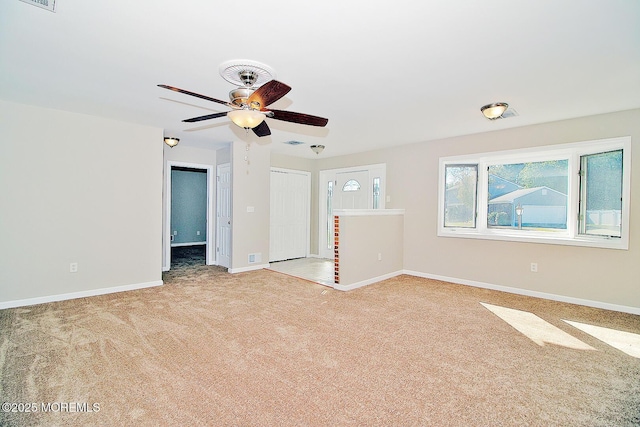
left=437, top=136, right=631, bottom=250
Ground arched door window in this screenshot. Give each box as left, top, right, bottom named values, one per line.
left=342, top=179, right=361, bottom=192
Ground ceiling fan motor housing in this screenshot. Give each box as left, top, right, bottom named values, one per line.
left=229, top=87, right=255, bottom=107
left=238, top=70, right=258, bottom=87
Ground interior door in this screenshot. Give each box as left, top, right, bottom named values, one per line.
left=216, top=163, right=231, bottom=268
left=270, top=169, right=310, bottom=262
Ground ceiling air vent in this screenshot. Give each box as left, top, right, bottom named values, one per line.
left=19, top=0, right=56, bottom=12
left=284, top=140, right=305, bottom=146
left=501, top=108, right=519, bottom=119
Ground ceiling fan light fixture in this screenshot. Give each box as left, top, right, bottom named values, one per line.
left=163, top=137, right=180, bottom=147
left=481, top=102, right=509, bottom=120
left=227, top=109, right=266, bottom=129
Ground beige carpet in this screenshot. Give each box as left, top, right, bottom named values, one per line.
left=1, top=263, right=639, bottom=426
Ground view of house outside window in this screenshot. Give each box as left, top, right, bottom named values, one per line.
left=487, top=160, right=568, bottom=231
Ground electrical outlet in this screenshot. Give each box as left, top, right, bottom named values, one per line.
left=378, top=253, right=382, bottom=261
left=196, top=231, right=200, bottom=235
left=70, top=263, right=78, bottom=273
left=530, top=262, right=538, bottom=273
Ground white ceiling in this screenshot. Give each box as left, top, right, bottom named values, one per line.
left=1, top=0, right=639, bottom=158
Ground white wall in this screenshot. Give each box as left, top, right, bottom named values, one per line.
left=314, top=109, right=640, bottom=311
left=0, top=100, right=163, bottom=306
left=335, top=211, right=404, bottom=290
left=231, top=141, right=271, bottom=272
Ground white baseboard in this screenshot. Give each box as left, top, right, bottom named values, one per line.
left=0, top=280, right=164, bottom=310
left=403, top=270, right=640, bottom=316
left=228, top=263, right=269, bottom=274
left=333, top=270, right=404, bottom=292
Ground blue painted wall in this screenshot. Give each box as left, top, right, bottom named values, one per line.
left=171, top=168, right=207, bottom=245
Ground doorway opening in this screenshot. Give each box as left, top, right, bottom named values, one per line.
left=164, top=162, right=215, bottom=271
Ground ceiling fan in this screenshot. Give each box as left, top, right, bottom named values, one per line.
left=158, top=70, right=328, bottom=137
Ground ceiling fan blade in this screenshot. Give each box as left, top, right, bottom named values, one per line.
left=267, top=109, right=329, bottom=127
left=158, top=84, right=231, bottom=107
left=248, top=80, right=291, bottom=108
left=252, top=121, right=271, bottom=137
left=182, top=112, right=228, bottom=123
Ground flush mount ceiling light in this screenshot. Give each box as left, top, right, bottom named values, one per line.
left=164, top=137, right=180, bottom=147
left=481, top=102, right=509, bottom=120
left=227, top=109, right=266, bottom=129
left=310, top=144, right=325, bottom=155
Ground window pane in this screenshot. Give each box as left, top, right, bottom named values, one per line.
left=327, top=181, right=333, bottom=249
left=342, top=179, right=360, bottom=192
left=444, top=165, right=477, bottom=228
left=579, top=150, right=622, bottom=237
left=488, top=160, right=568, bottom=230
left=373, top=177, right=380, bottom=209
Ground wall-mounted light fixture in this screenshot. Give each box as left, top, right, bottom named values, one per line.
left=310, top=144, right=325, bottom=155
left=481, top=102, right=509, bottom=120
left=164, top=137, right=180, bottom=148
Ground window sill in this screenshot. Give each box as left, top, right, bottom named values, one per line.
left=438, top=228, right=628, bottom=250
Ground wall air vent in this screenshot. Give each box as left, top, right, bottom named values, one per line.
left=283, top=141, right=305, bottom=146
left=19, top=0, right=56, bottom=12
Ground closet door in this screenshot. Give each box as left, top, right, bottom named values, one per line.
left=270, top=168, right=310, bottom=262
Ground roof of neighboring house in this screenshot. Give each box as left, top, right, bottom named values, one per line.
left=488, top=186, right=566, bottom=203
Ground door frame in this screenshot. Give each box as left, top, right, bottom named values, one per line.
left=164, top=161, right=215, bottom=271
left=318, top=163, right=386, bottom=259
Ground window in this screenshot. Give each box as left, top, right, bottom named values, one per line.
left=326, top=181, right=334, bottom=249
left=444, top=165, right=477, bottom=228
left=487, top=160, right=568, bottom=231
left=342, top=179, right=361, bottom=192
left=579, top=150, right=623, bottom=238
left=373, top=177, right=381, bottom=209
left=438, top=137, right=631, bottom=249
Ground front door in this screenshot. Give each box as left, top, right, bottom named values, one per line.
left=318, top=164, right=386, bottom=259
left=336, top=170, right=369, bottom=209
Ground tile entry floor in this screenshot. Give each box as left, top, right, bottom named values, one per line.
left=267, top=257, right=334, bottom=287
